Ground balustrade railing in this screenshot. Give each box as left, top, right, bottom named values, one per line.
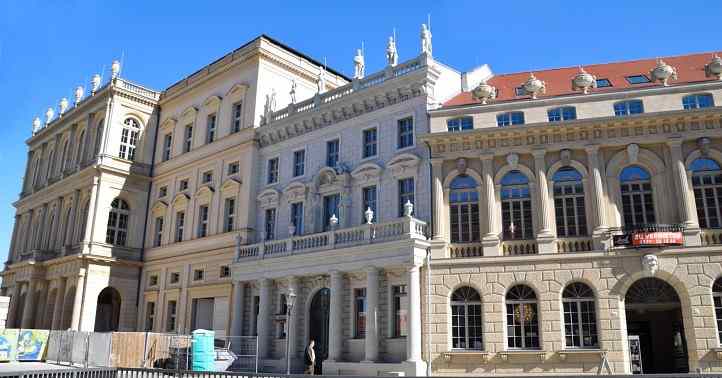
left=448, top=243, right=484, bottom=258
left=116, top=78, right=161, bottom=100
left=557, top=237, right=594, bottom=253
left=701, top=229, right=722, bottom=246
left=236, top=217, right=427, bottom=262
left=502, top=240, right=538, bottom=256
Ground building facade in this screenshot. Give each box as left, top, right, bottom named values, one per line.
left=3, top=29, right=722, bottom=376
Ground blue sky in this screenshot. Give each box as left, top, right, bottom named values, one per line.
left=0, top=0, right=720, bottom=261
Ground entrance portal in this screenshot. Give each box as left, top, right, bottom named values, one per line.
left=94, top=287, right=121, bottom=332
left=308, top=288, right=330, bottom=374
left=625, top=277, right=688, bottom=374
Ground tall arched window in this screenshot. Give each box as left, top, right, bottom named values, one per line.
left=106, top=198, right=129, bottom=246
left=553, top=167, right=587, bottom=237
left=501, top=171, right=533, bottom=240
left=451, top=286, right=483, bottom=350
left=449, top=175, right=480, bottom=243
left=506, top=285, right=539, bottom=349
left=119, top=118, right=140, bottom=161
left=713, top=278, right=722, bottom=343
left=691, top=158, right=722, bottom=229
left=620, top=166, right=655, bottom=228
left=562, top=282, right=598, bottom=348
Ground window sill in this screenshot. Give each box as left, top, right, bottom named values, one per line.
left=557, top=349, right=604, bottom=361
left=442, top=350, right=488, bottom=363
left=499, top=350, right=547, bottom=362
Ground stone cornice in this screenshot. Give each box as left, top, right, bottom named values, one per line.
left=422, top=107, right=722, bottom=157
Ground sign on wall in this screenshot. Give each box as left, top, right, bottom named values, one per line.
left=613, top=231, right=684, bottom=247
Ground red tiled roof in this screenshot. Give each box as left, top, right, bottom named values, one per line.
left=444, top=51, right=721, bottom=108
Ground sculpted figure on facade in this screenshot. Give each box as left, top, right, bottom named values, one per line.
left=642, top=254, right=659, bottom=276
left=263, top=89, right=277, bottom=124
left=386, top=36, right=398, bottom=67
left=289, top=80, right=297, bottom=104
left=317, top=66, right=327, bottom=94
left=420, top=24, right=432, bottom=56
left=353, top=48, right=365, bottom=80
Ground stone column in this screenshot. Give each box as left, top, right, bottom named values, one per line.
left=257, top=278, right=272, bottom=359
left=406, top=264, right=422, bottom=363
left=82, top=178, right=100, bottom=249
left=6, top=284, right=21, bottom=328
left=586, top=146, right=609, bottom=249
left=533, top=150, right=556, bottom=253
left=287, top=276, right=300, bottom=360
left=64, top=190, right=80, bottom=251
left=668, top=140, right=702, bottom=246
left=363, top=267, right=379, bottom=362
left=230, top=281, right=245, bottom=345
left=328, top=270, right=344, bottom=362
left=481, top=155, right=501, bottom=256
left=51, top=277, right=67, bottom=330
left=431, top=159, right=445, bottom=240
left=20, top=281, right=37, bottom=328
left=8, top=215, right=20, bottom=263
left=70, top=268, right=87, bottom=330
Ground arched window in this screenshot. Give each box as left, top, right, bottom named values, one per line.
left=76, top=130, right=86, bottom=165
left=59, top=140, right=69, bottom=172
left=451, top=286, right=482, bottom=350
left=683, top=94, right=714, bottom=110
left=691, top=158, right=722, bottom=229
left=562, top=282, right=598, bottom=348
left=506, top=285, right=539, bottom=349
left=106, top=198, right=129, bottom=246
left=620, top=166, right=655, bottom=228
left=449, top=175, right=480, bottom=243
left=553, top=167, right=587, bottom=237
left=501, top=171, right=533, bottom=240
left=119, top=118, right=140, bottom=161
left=713, top=278, right=722, bottom=343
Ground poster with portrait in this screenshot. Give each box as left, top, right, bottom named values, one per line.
left=0, top=329, right=18, bottom=361
left=16, top=329, right=49, bottom=361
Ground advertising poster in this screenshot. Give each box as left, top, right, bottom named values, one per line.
left=16, top=329, right=49, bottom=361
left=0, top=329, right=18, bottom=361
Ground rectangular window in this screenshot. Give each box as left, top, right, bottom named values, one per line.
left=170, top=272, right=180, bottom=284
left=393, top=285, right=408, bottom=337
left=290, top=202, right=304, bottom=235
left=514, top=86, right=525, bottom=96
left=198, top=205, right=209, bottom=238
left=145, top=302, right=155, bottom=331
left=228, top=162, right=240, bottom=175
left=362, top=128, right=377, bottom=158
left=354, top=288, right=367, bottom=338
left=326, top=139, right=340, bottom=167
left=323, top=194, right=340, bottom=231
left=224, top=198, right=235, bottom=232
left=149, top=275, right=159, bottom=287
left=683, top=94, right=715, bottom=109
left=162, top=134, right=172, bottom=161
left=625, top=75, right=651, bottom=84
left=397, top=117, right=414, bottom=149
left=183, top=125, right=193, bottom=153
left=179, top=179, right=189, bottom=191
left=153, top=217, right=164, bottom=247
left=231, top=102, right=243, bottom=133
left=158, top=186, right=168, bottom=198
left=220, top=265, right=230, bottom=278
left=547, top=106, right=577, bottom=122
left=267, top=158, right=279, bottom=184
left=398, top=178, right=415, bottom=217
left=202, top=171, right=213, bottom=184
left=293, top=150, right=305, bottom=177
left=362, top=186, right=377, bottom=223
left=497, top=112, right=525, bottom=127
left=206, top=114, right=216, bottom=144
left=265, top=208, right=276, bottom=240
left=175, top=211, right=185, bottom=242
left=193, top=269, right=204, bottom=281
left=614, top=100, right=644, bottom=116
left=166, top=300, right=177, bottom=332
left=447, top=117, right=473, bottom=132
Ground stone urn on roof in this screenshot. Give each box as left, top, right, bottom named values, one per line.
left=471, top=79, right=496, bottom=104
left=522, top=73, right=546, bottom=99
left=571, top=67, right=597, bottom=94
left=649, top=59, right=677, bottom=86
left=705, top=54, right=722, bottom=80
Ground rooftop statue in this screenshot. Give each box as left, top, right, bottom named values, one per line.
left=353, top=49, right=365, bottom=80
left=386, top=36, right=398, bottom=67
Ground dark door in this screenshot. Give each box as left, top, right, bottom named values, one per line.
left=308, top=288, right=330, bottom=374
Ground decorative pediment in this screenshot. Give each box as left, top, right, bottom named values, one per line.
left=283, top=181, right=308, bottom=202
left=226, top=83, right=249, bottom=97
left=351, top=162, right=383, bottom=185
left=172, top=193, right=190, bottom=209
left=195, top=185, right=215, bottom=200
left=387, top=153, right=421, bottom=178
left=180, top=106, right=198, bottom=123
left=202, top=95, right=222, bottom=111
left=160, top=117, right=177, bottom=131
left=257, top=188, right=280, bottom=208
left=220, top=178, right=241, bottom=194
left=151, top=201, right=168, bottom=216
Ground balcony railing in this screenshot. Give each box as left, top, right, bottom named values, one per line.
left=557, top=236, right=594, bottom=253
left=502, top=240, right=538, bottom=256
left=448, top=243, right=484, bottom=258
left=236, top=217, right=428, bottom=262
left=701, top=229, right=722, bottom=246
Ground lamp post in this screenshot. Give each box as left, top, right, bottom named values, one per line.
left=285, top=288, right=297, bottom=374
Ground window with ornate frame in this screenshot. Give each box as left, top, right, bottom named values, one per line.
left=619, top=166, right=656, bottom=227
left=449, top=175, right=480, bottom=243
left=553, top=167, right=587, bottom=237
left=206, top=114, right=217, bottom=144
left=562, top=282, right=598, bottom=348
left=691, top=158, right=722, bottom=229
left=501, top=171, right=533, bottom=240
left=363, top=128, right=378, bottom=158
left=451, top=286, right=483, bottom=350
left=506, top=285, right=539, bottom=349
left=175, top=211, right=185, bottom=243
left=119, top=118, right=140, bottom=161
left=106, top=198, right=129, bottom=246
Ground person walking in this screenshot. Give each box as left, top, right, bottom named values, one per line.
left=304, top=339, right=316, bottom=374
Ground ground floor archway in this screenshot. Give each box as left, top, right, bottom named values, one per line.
left=624, top=277, right=688, bottom=374
left=308, top=288, right=330, bottom=374
left=94, top=287, right=121, bottom=332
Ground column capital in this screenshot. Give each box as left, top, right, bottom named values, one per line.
left=430, top=158, right=444, bottom=167
left=584, top=144, right=601, bottom=154
left=259, top=277, right=272, bottom=287
left=480, top=153, right=495, bottom=161
left=365, top=266, right=379, bottom=275
left=531, top=148, right=547, bottom=159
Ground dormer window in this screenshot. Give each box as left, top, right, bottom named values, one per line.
left=596, top=78, right=612, bottom=88
left=514, top=87, right=525, bottom=96
left=625, top=75, right=651, bottom=85
left=497, top=112, right=525, bottom=127
left=547, top=107, right=577, bottom=122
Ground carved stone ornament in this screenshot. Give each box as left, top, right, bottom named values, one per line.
left=353, top=48, right=365, bottom=80
left=58, top=98, right=69, bottom=116
left=403, top=200, right=414, bottom=217
left=111, top=60, right=121, bottom=79
left=649, top=59, right=677, bottom=86
left=571, top=67, right=597, bottom=94
left=45, top=107, right=54, bottom=125
left=74, top=86, right=84, bottom=105
left=641, top=254, right=659, bottom=276
left=386, top=35, right=398, bottom=67
left=698, top=137, right=711, bottom=156
left=626, top=143, right=640, bottom=164
left=471, top=79, right=497, bottom=104
left=560, top=149, right=572, bottom=166
left=420, top=23, right=432, bottom=56
left=706, top=54, right=722, bottom=80
left=456, top=158, right=467, bottom=176
left=365, top=207, right=374, bottom=224
left=522, top=73, right=546, bottom=99
left=91, top=74, right=102, bottom=94
left=506, top=153, right=519, bottom=168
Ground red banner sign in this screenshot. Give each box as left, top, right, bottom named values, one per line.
left=631, top=232, right=683, bottom=246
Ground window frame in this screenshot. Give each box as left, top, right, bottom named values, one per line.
left=162, top=133, right=173, bottom=161
left=326, top=139, right=340, bottom=168
left=449, top=175, right=480, bottom=243
left=447, top=117, right=473, bottom=132
left=231, top=102, right=243, bottom=133
left=392, top=285, right=408, bottom=338
left=362, top=186, right=378, bottom=224
left=166, top=300, right=177, bottom=332
left=691, top=158, right=722, bottom=229
left=553, top=167, right=588, bottom=237
left=562, top=282, right=599, bottom=349
left=293, top=149, right=306, bottom=177
left=197, top=205, right=209, bottom=238
left=398, top=178, right=415, bottom=217
left=106, top=198, right=130, bottom=246
left=224, top=198, right=236, bottom=233
left=497, top=112, right=525, bottom=127
left=183, top=124, right=193, bottom=153
left=501, top=171, right=534, bottom=240
left=119, top=118, right=141, bottom=161
left=206, top=113, right=217, bottom=144
left=265, top=208, right=277, bottom=240
left=625, top=74, right=651, bottom=85
left=175, top=211, right=185, bottom=243
left=267, top=157, right=279, bottom=185
left=323, top=194, right=341, bottom=231
left=613, top=100, right=644, bottom=117
left=683, top=93, right=715, bottom=110
left=397, top=117, right=414, bottom=149
left=547, top=106, right=577, bottom=122
left=505, top=285, right=540, bottom=350
left=228, top=162, right=240, bottom=176
left=362, top=127, right=378, bottom=159
left=153, top=216, right=164, bottom=247
left=619, top=165, right=656, bottom=228
left=145, top=302, right=156, bottom=331
left=290, top=202, right=304, bottom=235
left=354, top=288, right=367, bottom=338
left=451, top=286, right=483, bottom=350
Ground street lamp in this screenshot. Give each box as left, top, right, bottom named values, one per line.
left=285, top=288, right=297, bottom=374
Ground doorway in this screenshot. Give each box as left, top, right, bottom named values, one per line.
left=94, top=287, right=121, bottom=332
left=625, top=277, right=688, bottom=374
left=308, top=288, right=330, bottom=375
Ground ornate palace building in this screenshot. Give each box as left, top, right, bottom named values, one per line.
left=2, top=28, right=722, bottom=375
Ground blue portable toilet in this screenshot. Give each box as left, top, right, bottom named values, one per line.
left=191, top=329, right=215, bottom=371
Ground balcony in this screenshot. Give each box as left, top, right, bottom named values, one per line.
left=236, top=217, right=428, bottom=261
left=502, top=240, right=538, bottom=256
left=701, top=229, right=722, bottom=246
left=557, top=236, right=594, bottom=252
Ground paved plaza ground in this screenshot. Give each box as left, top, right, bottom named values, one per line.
left=0, top=361, right=76, bottom=373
